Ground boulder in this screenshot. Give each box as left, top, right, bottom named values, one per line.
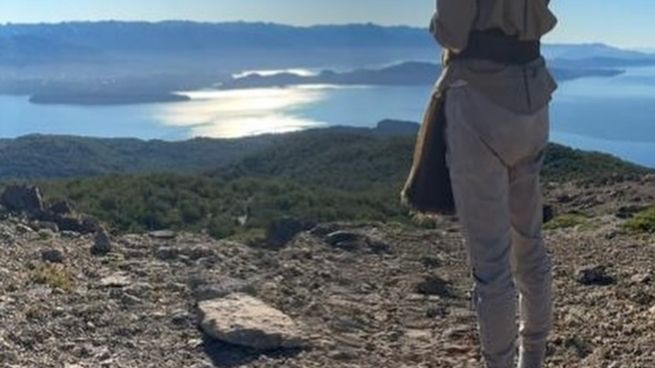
left=155, top=246, right=180, bottom=261
left=48, top=200, right=74, bottom=215
left=576, top=265, right=616, bottom=286
left=324, top=231, right=364, bottom=251
left=323, top=230, right=391, bottom=253
left=41, top=248, right=65, bottom=263
left=91, top=228, right=113, bottom=256
left=416, top=275, right=454, bottom=297
left=0, top=185, right=44, bottom=215
left=191, top=277, right=255, bottom=301
left=32, top=221, right=59, bottom=233
left=183, top=244, right=216, bottom=260
left=53, top=215, right=100, bottom=235
left=266, top=217, right=316, bottom=248
left=199, top=293, right=305, bottom=350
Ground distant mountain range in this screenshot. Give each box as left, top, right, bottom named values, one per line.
left=0, top=21, right=653, bottom=105
left=543, top=43, right=652, bottom=60
left=0, top=22, right=437, bottom=70
left=1, top=22, right=653, bottom=66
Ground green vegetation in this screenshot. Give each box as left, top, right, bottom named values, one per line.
left=220, top=129, right=413, bottom=191
left=544, top=213, right=590, bottom=230
left=541, top=144, right=650, bottom=183
left=0, top=134, right=281, bottom=180
left=31, top=263, right=76, bottom=292
left=623, top=207, right=655, bottom=234
left=0, top=126, right=647, bottom=239
left=41, top=174, right=408, bottom=239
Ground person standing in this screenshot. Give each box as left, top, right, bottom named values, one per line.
left=405, top=1, right=559, bottom=367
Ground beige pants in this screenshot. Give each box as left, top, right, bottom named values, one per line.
left=445, top=83, right=553, bottom=368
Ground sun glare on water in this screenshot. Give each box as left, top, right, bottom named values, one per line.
left=156, top=87, right=329, bottom=139
left=232, top=68, right=318, bottom=79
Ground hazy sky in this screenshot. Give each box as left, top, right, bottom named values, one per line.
left=1, top=0, right=653, bottom=49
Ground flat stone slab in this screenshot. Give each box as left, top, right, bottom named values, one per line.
left=199, top=293, right=305, bottom=350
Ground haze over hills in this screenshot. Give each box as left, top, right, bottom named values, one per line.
left=2, top=22, right=653, bottom=67
left=1, top=21, right=654, bottom=105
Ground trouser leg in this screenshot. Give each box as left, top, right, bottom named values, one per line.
left=446, top=101, right=516, bottom=368
left=510, top=154, right=553, bottom=368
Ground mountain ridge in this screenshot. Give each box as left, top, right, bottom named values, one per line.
left=1, top=122, right=650, bottom=181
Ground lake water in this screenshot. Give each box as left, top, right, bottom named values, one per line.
left=1, top=66, right=655, bottom=167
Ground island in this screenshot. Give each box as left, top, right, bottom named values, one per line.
left=219, top=61, right=626, bottom=90
left=29, top=92, right=191, bottom=106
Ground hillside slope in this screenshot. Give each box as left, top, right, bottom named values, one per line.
left=2, top=122, right=649, bottom=182
left=1, top=177, right=654, bottom=367
left=12, top=124, right=646, bottom=241
left=0, top=134, right=281, bottom=179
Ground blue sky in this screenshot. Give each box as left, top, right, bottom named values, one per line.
left=1, top=0, right=653, bottom=49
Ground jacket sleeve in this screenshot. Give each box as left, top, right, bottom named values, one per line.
left=429, top=0, right=477, bottom=52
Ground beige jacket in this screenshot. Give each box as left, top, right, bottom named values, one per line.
left=400, top=0, right=559, bottom=213
left=430, top=0, right=558, bottom=114
left=430, top=0, right=557, bottom=52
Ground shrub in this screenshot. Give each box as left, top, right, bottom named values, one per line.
left=544, top=213, right=589, bottom=230
left=32, top=264, right=76, bottom=291
left=623, top=207, right=655, bottom=233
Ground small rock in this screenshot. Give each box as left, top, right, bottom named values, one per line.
left=308, top=223, right=342, bottom=237
left=49, top=200, right=74, bottom=215
left=191, top=277, right=254, bottom=301
left=198, top=293, right=306, bottom=350
left=171, top=310, right=191, bottom=326
left=576, top=265, right=616, bottom=286
left=149, top=230, right=177, bottom=239
left=564, top=336, right=593, bottom=358
left=91, top=229, right=112, bottom=256
left=32, top=221, right=59, bottom=233
left=38, top=229, right=55, bottom=239
left=80, top=216, right=102, bottom=234
left=41, top=248, right=65, bottom=263
left=15, top=224, right=34, bottom=235
left=367, top=238, right=392, bottom=254
left=557, top=194, right=574, bottom=204
left=56, top=215, right=100, bottom=234
left=416, top=275, right=454, bottom=297
left=100, top=274, right=131, bottom=288
left=616, top=205, right=647, bottom=219
left=324, top=231, right=365, bottom=251
left=184, top=244, right=216, bottom=260
left=426, top=305, right=448, bottom=318
left=631, top=273, right=652, bottom=284
left=155, top=246, right=179, bottom=260
left=328, top=348, right=360, bottom=361
left=421, top=255, right=446, bottom=269
left=120, top=292, right=142, bottom=306
left=266, top=217, right=316, bottom=248
left=61, top=230, right=81, bottom=238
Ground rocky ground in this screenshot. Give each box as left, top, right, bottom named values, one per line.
left=0, top=178, right=654, bottom=368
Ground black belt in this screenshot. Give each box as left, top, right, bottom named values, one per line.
left=452, top=29, right=541, bottom=65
